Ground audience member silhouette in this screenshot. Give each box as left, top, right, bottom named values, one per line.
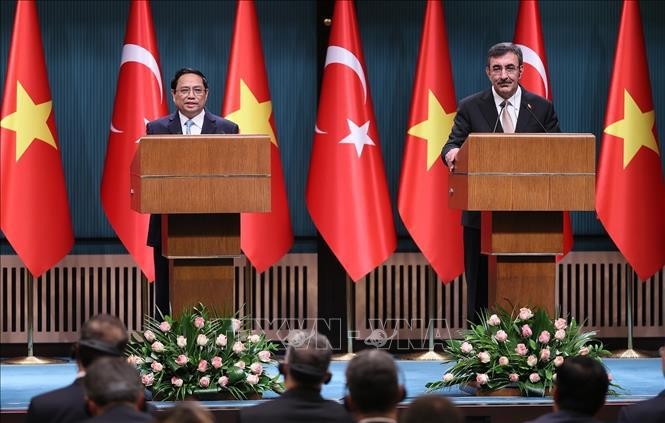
left=616, top=345, right=665, bottom=422
left=400, top=394, right=462, bottom=423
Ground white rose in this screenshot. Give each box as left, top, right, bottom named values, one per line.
left=555, top=329, right=566, bottom=341
left=553, top=356, right=564, bottom=367
left=177, top=336, right=187, bottom=348
left=248, top=334, right=261, bottom=344
left=460, top=342, right=474, bottom=354
left=258, top=350, right=271, bottom=362
left=234, top=360, right=246, bottom=369
left=151, top=341, right=165, bottom=353
left=443, top=373, right=454, bottom=383
left=498, top=356, right=509, bottom=366
left=554, top=318, right=567, bottom=330
left=233, top=341, right=246, bottom=354
left=527, top=355, right=538, bottom=367
left=518, top=307, right=534, bottom=320
left=196, top=334, right=208, bottom=347
left=476, top=373, right=489, bottom=385
left=215, top=334, right=228, bottom=347
left=246, top=374, right=260, bottom=385
left=250, top=362, right=263, bottom=375
left=218, top=376, right=229, bottom=387
left=143, top=330, right=156, bottom=342
left=529, top=373, right=541, bottom=383
left=232, top=319, right=242, bottom=332
left=487, top=314, right=501, bottom=326
left=478, top=351, right=491, bottom=364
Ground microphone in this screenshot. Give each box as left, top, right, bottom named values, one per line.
left=492, top=101, right=507, bottom=133
left=524, top=102, right=548, bottom=133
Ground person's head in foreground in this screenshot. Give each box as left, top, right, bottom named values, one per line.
left=281, top=330, right=334, bottom=390
left=554, top=356, right=609, bottom=416
left=400, top=394, right=462, bottom=423
left=84, top=356, right=145, bottom=417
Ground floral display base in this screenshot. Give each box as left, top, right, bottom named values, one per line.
left=476, top=387, right=522, bottom=397
left=192, top=390, right=263, bottom=401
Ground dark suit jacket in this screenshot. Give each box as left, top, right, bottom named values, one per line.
left=239, top=387, right=354, bottom=423
left=442, top=87, right=560, bottom=228
left=617, top=390, right=665, bottom=423
left=81, top=403, right=153, bottom=423
left=26, top=378, right=89, bottom=423
left=523, top=409, right=602, bottom=423
left=146, top=110, right=239, bottom=247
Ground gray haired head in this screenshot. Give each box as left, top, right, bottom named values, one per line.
left=84, top=356, right=143, bottom=407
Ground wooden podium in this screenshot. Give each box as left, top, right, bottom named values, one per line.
left=448, top=134, right=595, bottom=316
left=130, top=135, right=270, bottom=315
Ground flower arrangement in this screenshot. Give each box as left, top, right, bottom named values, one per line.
left=126, top=305, right=283, bottom=400
left=426, top=306, right=613, bottom=396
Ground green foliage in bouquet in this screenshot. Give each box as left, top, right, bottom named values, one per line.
left=426, top=306, right=615, bottom=396
left=126, top=305, right=283, bottom=400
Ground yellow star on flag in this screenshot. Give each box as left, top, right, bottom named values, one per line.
left=0, top=81, right=57, bottom=161
left=225, top=79, right=276, bottom=146
left=407, top=90, right=455, bottom=170
left=604, top=89, right=659, bottom=168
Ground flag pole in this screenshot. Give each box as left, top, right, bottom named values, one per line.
left=612, top=265, right=649, bottom=358
left=3, top=272, right=63, bottom=364
left=333, top=277, right=356, bottom=361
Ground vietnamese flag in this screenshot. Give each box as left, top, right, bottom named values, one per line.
left=397, top=0, right=463, bottom=283
left=1, top=0, right=73, bottom=277
left=101, top=0, right=167, bottom=282
left=306, top=0, right=396, bottom=282
left=596, top=0, right=665, bottom=281
left=513, top=0, right=573, bottom=258
left=223, top=0, right=293, bottom=273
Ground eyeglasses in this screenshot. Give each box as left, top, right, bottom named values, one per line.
left=175, top=86, right=207, bottom=97
left=489, top=65, right=520, bottom=75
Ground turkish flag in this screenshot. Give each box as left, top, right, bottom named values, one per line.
left=222, top=0, right=293, bottom=273
left=513, top=0, right=573, bottom=258
left=596, top=0, right=665, bottom=281
left=397, top=1, right=463, bottom=283
left=0, top=0, right=73, bottom=278
left=306, top=0, right=396, bottom=282
left=100, top=0, right=167, bottom=281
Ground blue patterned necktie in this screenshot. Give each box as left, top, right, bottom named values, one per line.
left=184, top=119, right=194, bottom=135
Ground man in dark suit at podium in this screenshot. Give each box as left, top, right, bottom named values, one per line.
left=146, top=67, right=239, bottom=314
left=442, top=42, right=560, bottom=323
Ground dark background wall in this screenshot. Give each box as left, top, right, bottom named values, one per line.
left=1, top=0, right=664, bottom=255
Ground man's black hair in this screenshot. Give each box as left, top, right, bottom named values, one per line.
left=171, top=67, right=208, bottom=90
left=487, top=42, right=523, bottom=67
left=77, top=314, right=128, bottom=368
left=345, top=349, right=400, bottom=414
left=555, top=356, right=609, bottom=415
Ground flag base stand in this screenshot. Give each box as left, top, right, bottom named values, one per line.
left=332, top=352, right=356, bottom=361
left=2, top=356, right=65, bottom=365
left=401, top=350, right=450, bottom=361
left=611, top=348, right=653, bottom=359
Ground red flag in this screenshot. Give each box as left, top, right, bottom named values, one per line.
left=596, top=0, right=665, bottom=281
left=100, top=0, right=167, bottom=281
left=1, top=0, right=73, bottom=277
left=397, top=1, right=463, bottom=283
left=222, top=0, right=293, bottom=273
left=306, top=0, right=396, bottom=281
left=513, top=0, right=573, bottom=258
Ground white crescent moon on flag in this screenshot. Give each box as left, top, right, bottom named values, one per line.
left=325, top=45, right=367, bottom=104
left=515, top=43, right=549, bottom=99
left=120, top=43, right=164, bottom=103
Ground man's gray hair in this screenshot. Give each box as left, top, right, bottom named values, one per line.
left=84, top=356, right=143, bottom=406
left=487, top=42, right=523, bottom=66
left=284, top=330, right=332, bottom=385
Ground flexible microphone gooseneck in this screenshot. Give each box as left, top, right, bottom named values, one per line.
left=524, top=102, right=549, bottom=133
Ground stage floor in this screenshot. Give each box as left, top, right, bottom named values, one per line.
left=1, top=357, right=662, bottom=412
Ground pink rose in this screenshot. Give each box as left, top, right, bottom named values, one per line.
left=159, top=321, right=171, bottom=332
left=607, top=373, right=613, bottom=382
left=141, top=373, right=154, bottom=386
left=529, top=373, right=541, bottom=383
left=218, top=376, right=229, bottom=387
left=233, top=341, right=245, bottom=354
left=554, top=318, right=567, bottom=330
left=177, top=336, right=187, bottom=348
left=175, top=354, right=189, bottom=366
left=143, top=330, right=156, bottom=342
left=487, top=314, right=501, bottom=326
left=199, top=376, right=210, bottom=388
left=498, top=356, right=509, bottom=366
left=248, top=334, right=261, bottom=344
left=538, top=331, right=551, bottom=344
left=540, top=348, right=551, bottom=362
left=527, top=355, right=538, bottom=367
left=494, top=330, right=508, bottom=342
left=232, top=319, right=242, bottom=332
left=234, top=360, right=246, bottom=369
left=509, top=373, right=520, bottom=383
left=555, top=329, right=566, bottom=341
left=476, top=373, right=489, bottom=385
left=521, top=324, right=533, bottom=338
left=246, top=374, right=260, bottom=385
left=518, top=307, right=534, bottom=320
left=460, top=342, right=473, bottom=354
left=194, top=316, right=205, bottom=329
left=258, top=350, right=271, bottom=362
left=151, top=341, right=165, bottom=353
left=553, top=356, right=564, bottom=367
left=250, top=362, right=263, bottom=375
left=171, top=377, right=183, bottom=387
left=215, top=334, right=228, bottom=347
left=478, top=351, right=491, bottom=364
left=197, top=359, right=208, bottom=372
left=127, top=355, right=141, bottom=366
left=579, top=347, right=590, bottom=356
left=443, top=373, right=454, bottom=383
left=211, top=356, right=223, bottom=369
left=150, top=361, right=163, bottom=372
left=515, top=343, right=528, bottom=356
left=196, top=334, right=208, bottom=347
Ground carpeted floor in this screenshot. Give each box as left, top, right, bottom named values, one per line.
left=1, top=358, right=662, bottom=410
